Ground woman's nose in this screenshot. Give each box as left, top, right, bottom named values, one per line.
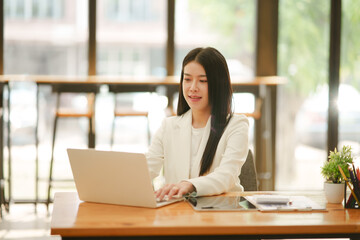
left=190, top=81, right=198, bottom=91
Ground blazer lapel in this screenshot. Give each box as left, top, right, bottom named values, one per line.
left=173, top=110, right=192, bottom=180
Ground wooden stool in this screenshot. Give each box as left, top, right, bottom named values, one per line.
left=108, top=85, right=156, bottom=148
left=110, top=109, right=150, bottom=147
left=46, top=84, right=99, bottom=209
left=236, top=98, right=263, bottom=120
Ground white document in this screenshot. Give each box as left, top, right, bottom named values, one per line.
left=252, top=195, right=290, bottom=204
left=245, top=195, right=327, bottom=211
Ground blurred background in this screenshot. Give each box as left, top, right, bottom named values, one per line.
left=1, top=0, right=360, bottom=204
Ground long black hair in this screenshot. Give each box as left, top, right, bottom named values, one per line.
left=177, top=47, right=233, bottom=176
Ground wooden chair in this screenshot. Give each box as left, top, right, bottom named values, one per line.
left=46, top=84, right=100, bottom=209
left=239, top=149, right=258, bottom=191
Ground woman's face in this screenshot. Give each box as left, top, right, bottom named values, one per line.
left=182, top=61, right=211, bottom=115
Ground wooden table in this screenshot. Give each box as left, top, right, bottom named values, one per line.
left=51, top=192, right=360, bottom=239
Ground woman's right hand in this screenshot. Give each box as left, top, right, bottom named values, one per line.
left=155, top=181, right=195, bottom=201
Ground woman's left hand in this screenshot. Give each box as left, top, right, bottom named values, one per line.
left=155, top=181, right=195, bottom=201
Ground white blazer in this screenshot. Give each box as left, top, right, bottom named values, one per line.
left=146, top=110, right=249, bottom=196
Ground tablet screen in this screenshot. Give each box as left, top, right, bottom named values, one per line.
left=187, top=196, right=257, bottom=211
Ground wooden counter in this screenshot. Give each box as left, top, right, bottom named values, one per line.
left=51, top=191, right=360, bottom=239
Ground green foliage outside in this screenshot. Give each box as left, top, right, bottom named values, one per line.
left=341, top=0, right=360, bottom=90
left=190, top=0, right=331, bottom=96
left=321, top=145, right=353, bottom=183
left=189, top=0, right=360, bottom=96
left=278, top=0, right=330, bottom=97
left=188, top=0, right=255, bottom=68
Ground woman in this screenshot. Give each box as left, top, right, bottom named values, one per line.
left=146, top=47, right=249, bottom=201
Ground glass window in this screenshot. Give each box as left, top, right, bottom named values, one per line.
left=97, top=0, right=166, bottom=76
left=277, top=0, right=330, bottom=190
left=4, top=0, right=88, bottom=201
left=174, top=0, right=256, bottom=77
left=339, top=0, right=360, bottom=155
left=4, top=0, right=88, bottom=75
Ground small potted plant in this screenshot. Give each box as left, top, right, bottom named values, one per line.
left=321, top=145, right=353, bottom=203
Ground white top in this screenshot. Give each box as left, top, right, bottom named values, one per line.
left=190, top=126, right=205, bottom=177
left=146, top=110, right=249, bottom=196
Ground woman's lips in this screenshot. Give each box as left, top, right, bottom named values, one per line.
left=188, top=95, right=201, bottom=102
left=189, top=95, right=201, bottom=99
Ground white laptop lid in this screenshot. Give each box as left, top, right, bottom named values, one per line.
left=67, top=148, right=159, bottom=208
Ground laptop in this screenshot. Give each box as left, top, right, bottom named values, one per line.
left=67, top=148, right=183, bottom=208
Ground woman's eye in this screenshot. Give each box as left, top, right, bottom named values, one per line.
left=184, top=78, right=191, bottom=81
left=200, top=79, right=208, bottom=83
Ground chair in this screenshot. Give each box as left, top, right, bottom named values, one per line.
left=239, top=150, right=258, bottom=191
left=108, top=84, right=156, bottom=148
left=46, top=84, right=100, bottom=209
left=1, top=83, right=9, bottom=217
left=236, top=97, right=261, bottom=192
left=0, top=85, right=4, bottom=218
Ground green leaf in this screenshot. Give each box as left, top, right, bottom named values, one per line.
left=321, top=145, right=353, bottom=183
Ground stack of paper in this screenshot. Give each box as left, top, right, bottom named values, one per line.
left=245, top=195, right=326, bottom=211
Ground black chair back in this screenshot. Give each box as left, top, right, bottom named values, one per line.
left=239, top=150, right=258, bottom=191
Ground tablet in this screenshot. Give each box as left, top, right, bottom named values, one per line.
left=187, top=196, right=257, bottom=211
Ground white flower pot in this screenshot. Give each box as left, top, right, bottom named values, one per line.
left=324, top=182, right=345, bottom=204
